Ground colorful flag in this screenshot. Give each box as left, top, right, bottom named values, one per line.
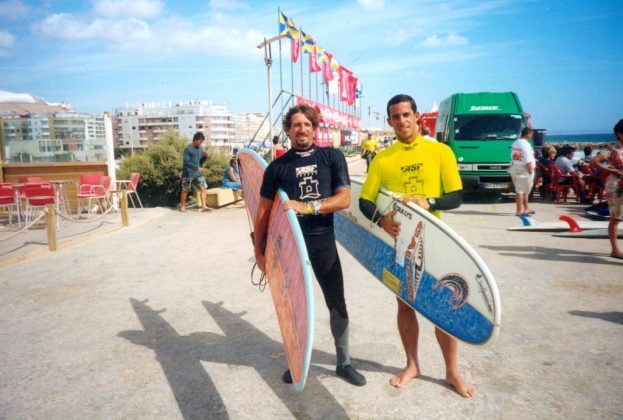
left=279, top=11, right=294, bottom=37
left=291, top=36, right=300, bottom=63
left=310, top=43, right=321, bottom=73
left=322, top=52, right=334, bottom=83
left=300, top=31, right=314, bottom=54
left=338, top=65, right=352, bottom=103
left=279, top=11, right=299, bottom=40
left=348, top=76, right=358, bottom=106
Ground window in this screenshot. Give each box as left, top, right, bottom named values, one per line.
left=453, top=114, right=522, bottom=140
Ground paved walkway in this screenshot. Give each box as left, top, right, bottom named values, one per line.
left=0, top=158, right=621, bottom=419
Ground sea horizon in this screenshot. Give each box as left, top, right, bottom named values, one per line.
left=544, top=132, right=615, bottom=143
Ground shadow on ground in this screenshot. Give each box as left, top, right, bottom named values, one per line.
left=119, top=299, right=399, bottom=419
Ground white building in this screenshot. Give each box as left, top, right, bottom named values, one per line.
left=113, top=100, right=235, bottom=151
left=1, top=112, right=107, bottom=163
left=233, top=112, right=272, bottom=146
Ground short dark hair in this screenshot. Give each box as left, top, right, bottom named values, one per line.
left=520, top=127, right=533, bottom=138
left=193, top=132, right=205, bottom=142
left=283, top=105, right=319, bottom=130
left=561, top=145, right=575, bottom=156
left=387, top=94, right=417, bottom=118
left=614, top=118, right=623, bottom=136
left=272, top=135, right=279, bottom=145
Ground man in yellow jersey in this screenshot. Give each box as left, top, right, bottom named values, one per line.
left=358, top=94, right=474, bottom=397
left=360, top=132, right=380, bottom=172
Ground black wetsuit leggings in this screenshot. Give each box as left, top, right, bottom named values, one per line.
left=303, top=232, right=349, bottom=320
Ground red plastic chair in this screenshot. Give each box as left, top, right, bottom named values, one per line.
left=0, top=183, right=21, bottom=226
left=114, top=172, right=143, bottom=208
left=77, top=174, right=111, bottom=214
left=546, top=164, right=580, bottom=204
left=23, top=182, right=62, bottom=229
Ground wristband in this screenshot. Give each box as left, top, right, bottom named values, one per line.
left=312, top=200, right=321, bottom=215
left=306, top=202, right=313, bottom=215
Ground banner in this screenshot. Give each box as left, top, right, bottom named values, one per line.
left=322, top=53, right=333, bottom=83
left=291, top=37, right=300, bottom=63
left=296, top=96, right=361, bottom=130
left=337, top=65, right=352, bottom=103
left=309, top=43, right=321, bottom=73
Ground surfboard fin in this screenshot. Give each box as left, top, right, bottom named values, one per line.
left=518, top=215, right=538, bottom=226
left=559, top=215, right=582, bottom=232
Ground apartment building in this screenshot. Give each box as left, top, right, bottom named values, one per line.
left=1, top=113, right=107, bottom=163
left=113, top=100, right=235, bottom=151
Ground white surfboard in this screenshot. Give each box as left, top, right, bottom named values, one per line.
left=335, top=177, right=501, bottom=346
left=508, top=215, right=609, bottom=232
left=553, top=228, right=623, bottom=238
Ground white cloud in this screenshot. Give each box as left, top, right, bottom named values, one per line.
left=34, top=10, right=261, bottom=58
left=0, top=30, right=14, bottom=56
left=357, top=0, right=386, bottom=12
left=209, top=0, right=248, bottom=10
left=419, top=32, right=468, bottom=48
left=0, top=0, right=30, bottom=20
left=35, top=13, right=153, bottom=42
left=92, top=0, right=163, bottom=19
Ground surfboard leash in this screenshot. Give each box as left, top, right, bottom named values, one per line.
left=251, top=263, right=267, bottom=292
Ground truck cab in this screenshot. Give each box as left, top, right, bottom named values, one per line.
left=435, top=92, right=529, bottom=193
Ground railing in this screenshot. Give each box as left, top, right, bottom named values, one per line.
left=0, top=191, right=133, bottom=252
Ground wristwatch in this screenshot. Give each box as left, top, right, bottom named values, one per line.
left=426, top=197, right=437, bottom=212
left=312, top=200, right=321, bottom=215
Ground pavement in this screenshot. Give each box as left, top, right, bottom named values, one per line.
left=0, top=157, right=621, bottom=419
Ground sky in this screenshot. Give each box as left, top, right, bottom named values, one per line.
left=0, top=0, right=621, bottom=134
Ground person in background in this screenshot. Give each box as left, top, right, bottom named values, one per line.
left=222, top=158, right=242, bottom=191
left=591, top=119, right=623, bottom=260
left=555, top=145, right=589, bottom=202
left=583, top=146, right=594, bottom=163
left=360, top=132, right=380, bottom=172
left=358, top=94, right=473, bottom=397
left=509, top=127, right=536, bottom=216
left=421, top=126, right=437, bottom=142
left=254, top=104, right=366, bottom=386
left=272, top=135, right=286, bottom=159
left=180, top=132, right=211, bottom=212
left=540, top=146, right=558, bottom=166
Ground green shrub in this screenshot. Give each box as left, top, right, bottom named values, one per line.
left=117, top=130, right=232, bottom=207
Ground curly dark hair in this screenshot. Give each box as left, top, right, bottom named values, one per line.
left=283, top=105, right=319, bottom=130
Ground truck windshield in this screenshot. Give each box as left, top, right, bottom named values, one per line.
left=453, top=114, right=522, bottom=140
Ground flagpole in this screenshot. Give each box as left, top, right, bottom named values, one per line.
left=315, top=72, right=318, bottom=102
left=263, top=37, right=274, bottom=144
left=300, top=28, right=304, bottom=97
left=278, top=8, right=283, bottom=139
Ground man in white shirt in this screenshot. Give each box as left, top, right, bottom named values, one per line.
left=509, top=127, right=535, bottom=216
left=555, top=146, right=587, bottom=200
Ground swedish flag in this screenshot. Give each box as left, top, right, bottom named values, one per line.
left=279, top=11, right=297, bottom=39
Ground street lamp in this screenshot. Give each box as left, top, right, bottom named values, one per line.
left=367, top=105, right=374, bottom=129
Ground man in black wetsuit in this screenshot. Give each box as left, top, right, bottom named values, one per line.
left=253, top=104, right=366, bottom=386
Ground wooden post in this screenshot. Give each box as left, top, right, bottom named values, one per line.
left=46, top=204, right=57, bottom=251
left=121, top=190, right=129, bottom=226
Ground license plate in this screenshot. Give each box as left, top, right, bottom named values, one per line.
left=482, top=182, right=511, bottom=189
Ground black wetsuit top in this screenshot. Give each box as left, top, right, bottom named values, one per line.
left=260, top=145, right=350, bottom=235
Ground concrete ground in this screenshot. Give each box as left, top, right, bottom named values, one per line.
left=0, top=157, right=621, bottom=419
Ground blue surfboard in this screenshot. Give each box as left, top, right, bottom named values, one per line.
left=335, top=178, right=501, bottom=346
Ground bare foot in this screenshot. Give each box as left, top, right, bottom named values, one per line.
left=446, top=371, right=476, bottom=398
left=180, top=207, right=187, bottom=212
left=389, top=365, right=420, bottom=388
